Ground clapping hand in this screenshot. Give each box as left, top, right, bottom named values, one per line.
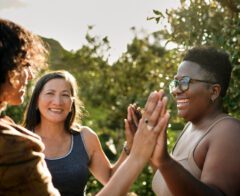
left=124, top=103, right=142, bottom=150
left=129, top=91, right=170, bottom=164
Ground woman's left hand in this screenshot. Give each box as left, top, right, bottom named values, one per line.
left=124, top=104, right=142, bottom=150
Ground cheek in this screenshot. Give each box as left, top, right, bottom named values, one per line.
left=15, top=71, right=28, bottom=90
left=190, top=89, right=211, bottom=111
left=10, top=77, right=21, bottom=90
left=37, top=97, right=47, bottom=110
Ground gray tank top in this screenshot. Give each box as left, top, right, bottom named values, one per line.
left=152, top=115, right=233, bottom=195
left=45, top=132, right=89, bottom=196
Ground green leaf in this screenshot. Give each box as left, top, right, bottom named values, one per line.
left=153, top=9, right=162, bottom=15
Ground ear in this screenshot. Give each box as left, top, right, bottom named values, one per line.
left=210, top=84, right=221, bottom=102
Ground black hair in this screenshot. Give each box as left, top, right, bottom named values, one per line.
left=183, top=46, right=232, bottom=97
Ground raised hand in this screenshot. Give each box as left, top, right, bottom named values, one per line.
left=150, top=96, right=170, bottom=169
left=96, top=90, right=170, bottom=196
left=130, top=90, right=170, bottom=164
left=124, top=103, right=142, bottom=150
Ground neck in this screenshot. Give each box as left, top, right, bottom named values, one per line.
left=191, top=107, right=224, bottom=129
left=35, top=119, right=68, bottom=139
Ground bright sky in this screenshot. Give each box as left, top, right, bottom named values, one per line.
left=0, top=0, right=180, bottom=62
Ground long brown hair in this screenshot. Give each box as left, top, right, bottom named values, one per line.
left=23, top=70, right=84, bottom=133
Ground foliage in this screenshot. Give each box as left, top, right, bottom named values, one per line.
left=47, top=28, right=181, bottom=194
left=4, top=1, right=240, bottom=194
left=151, top=0, right=240, bottom=118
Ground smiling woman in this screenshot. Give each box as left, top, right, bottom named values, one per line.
left=23, top=70, right=140, bottom=196
left=38, top=78, right=75, bottom=124
left=151, top=46, right=240, bottom=196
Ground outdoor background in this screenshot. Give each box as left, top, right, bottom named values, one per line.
left=4, top=0, right=240, bottom=195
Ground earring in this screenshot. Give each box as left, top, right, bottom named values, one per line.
left=210, top=97, right=215, bottom=103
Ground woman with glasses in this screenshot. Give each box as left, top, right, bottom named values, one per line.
left=95, top=46, right=240, bottom=196
left=150, top=46, right=240, bottom=195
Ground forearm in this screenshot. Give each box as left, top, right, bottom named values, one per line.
left=110, top=149, right=129, bottom=176
left=97, top=155, right=146, bottom=196
left=158, top=158, right=224, bottom=196
left=89, top=146, right=130, bottom=185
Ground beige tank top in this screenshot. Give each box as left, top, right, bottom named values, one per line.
left=152, top=115, right=232, bottom=196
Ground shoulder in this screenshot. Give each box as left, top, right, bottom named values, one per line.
left=71, top=124, right=97, bottom=137
left=202, top=117, right=240, bottom=195
left=207, top=116, right=240, bottom=154
left=71, top=125, right=99, bottom=144
left=210, top=116, right=240, bottom=139
left=80, top=126, right=98, bottom=138
left=74, top=126, right=101, bottom=160
left=0, top=118, right=44, bottom=164
left=0, top=118, right=42, bottom=143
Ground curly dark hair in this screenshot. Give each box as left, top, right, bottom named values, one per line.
left=0, top=18, right=48, bottom=86
left=183, top=46, right=232, bottom=97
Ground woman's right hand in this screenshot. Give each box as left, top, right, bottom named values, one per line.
left=130, top=91, right=170, bottom=165
left=96, top=90, right=170, bottom=196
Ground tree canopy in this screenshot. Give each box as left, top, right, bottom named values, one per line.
left=5, top=0, right=240, bottom=195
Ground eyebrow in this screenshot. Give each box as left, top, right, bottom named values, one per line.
left=44, top=89, right=71, bottom=93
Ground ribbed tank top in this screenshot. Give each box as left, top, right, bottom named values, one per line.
left=152, top=115, right=233, bottom=196
left=45, top=132, right=89, bottom=196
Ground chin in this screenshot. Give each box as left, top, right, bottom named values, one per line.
left=178, top=110, right=189, bottom=120
left=48, top=118, right=66, bottom=124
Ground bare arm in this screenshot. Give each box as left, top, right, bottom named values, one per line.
left=85, top=107, right=137, bottom=185
left=151, top=118, right=240, bottom=195
left=97, top=91, right=170, bottom=195
left=86, top=102, right=141, bottom=184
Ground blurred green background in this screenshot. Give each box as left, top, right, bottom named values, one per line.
left=5, top=0, right=240, bottom=195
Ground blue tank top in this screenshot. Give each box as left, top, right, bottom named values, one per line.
left=45, top=132, right=89, bottom=196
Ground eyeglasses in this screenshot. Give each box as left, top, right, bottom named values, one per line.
left=169, top=76, right=216, bottom=93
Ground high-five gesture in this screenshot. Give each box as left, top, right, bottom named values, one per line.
left=97, top=91, right=169, bottom=196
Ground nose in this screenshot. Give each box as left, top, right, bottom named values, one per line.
left=171, top=85, right=182, bottom=97
left=52, top=95, right=63, bottom=105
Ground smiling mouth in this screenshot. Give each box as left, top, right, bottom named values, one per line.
left=49, top=108, right=63, bottom=113
left=176, top=99, right=189, bottom=108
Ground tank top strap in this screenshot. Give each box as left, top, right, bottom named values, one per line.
left=171, top=122, right=191, bottom=154
left=193, top=115, right=233, bottom=151
left=187, top=115, right=233, bottom=178
left=77, top=126, right=91, bottom=162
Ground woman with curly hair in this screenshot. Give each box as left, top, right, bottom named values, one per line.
left=0, top=18, right=59, bottom=195
left=0, top=18, right=170, bottom=196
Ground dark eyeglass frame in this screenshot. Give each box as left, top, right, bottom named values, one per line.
left=169, top=76, right=216, bottom=93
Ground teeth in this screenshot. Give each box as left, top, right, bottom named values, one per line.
left=177, top=99, right=189, bottom=104
left=49, top=108, right=62, bottom=112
